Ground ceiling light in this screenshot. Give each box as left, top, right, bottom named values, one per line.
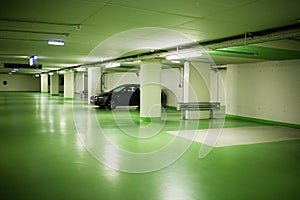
left=133, top=60, right=141, bottom=63
left=76, top=67, right=86, bottom=72
left=105, top=62, right=120, bottom=68
left=48, top=39, right=64, bottom=46
left=165, top=55, right=179, bottom=60
left=48, top=72, right=54, bottom=75
left=165, top=51, right=202, bottom=60
left=58, top=70, right=66, bottom=74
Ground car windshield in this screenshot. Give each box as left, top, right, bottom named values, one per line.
left=110, top=85, right=139, bottom=93
left=111, top=85, right=126, bottom=92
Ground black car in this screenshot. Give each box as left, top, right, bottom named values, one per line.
left=90, top=84, right=167, bottom=109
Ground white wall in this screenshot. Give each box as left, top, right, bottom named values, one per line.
left=104, top=69, right=183, bottom=106
left=102, top=69, right=184, bottom=116
left=217, top=68, right=227, bottom=105
left=104, top=72, right=139, bottom=91
left=74, top=72, right=84, bottom=94
left=104, top=66, right=223, bottom=110
left=161, top=68, right=183, bottom=106
left=0, top=74, right=40, bottom=91
left=226, top=59, right=300, bottom=125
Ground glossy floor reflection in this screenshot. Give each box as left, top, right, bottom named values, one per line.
left=0, top=92, right=299, bottom=200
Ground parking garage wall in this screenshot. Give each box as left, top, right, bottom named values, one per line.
left=0, top=74, right=40, bottom=92
left=103, top=67, right=226, bottom=109
left=161, top=68, right=183, bottom=107
left=226, top=59, right=300, bottom=125
left=104, top=69, right=184, bottom=107
left=103, top=72, right=139, bottom=92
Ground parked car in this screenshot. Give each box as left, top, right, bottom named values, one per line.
left=90, top=84, right=167, bottom=110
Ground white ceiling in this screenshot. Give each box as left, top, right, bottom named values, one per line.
left=0, top=0, right=299, bottom=74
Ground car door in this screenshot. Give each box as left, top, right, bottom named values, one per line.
left=118, top=85, right=136, bottom=106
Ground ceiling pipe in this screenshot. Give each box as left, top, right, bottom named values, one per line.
left=0, top=29, right=69, bottom=36
left=0, top=18, right=81, bottom=29
left=44, top=23, right=300, bottom=74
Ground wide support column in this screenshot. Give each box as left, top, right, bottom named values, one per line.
left=183, top=61, right=210, bottom=119
left=88, top=67, right=102, bottom=104
left=50, top=73, right=59, bottom=95
left=40, top=74, right=49, bottom=93
left=140, top=59, right=162, bottom=121
left=64, top=70, right=75, bottom=99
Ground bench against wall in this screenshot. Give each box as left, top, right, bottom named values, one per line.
left=177, top=102, right=221, bottom=120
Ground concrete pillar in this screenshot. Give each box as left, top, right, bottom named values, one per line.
left=50, top=73, right=59, bottom=95
left=140, top=59, right=162, bottom=121
left=88, top=67, right=102, bottom=103
left=182, top=61, right=190, bottom=119
left=41, top=74, right=48, bottom=93
left=183, top=61, right=210, bottom=119
left=183, top=61, right=190, bottom=103
left=64, top=70, right=74, bottom=99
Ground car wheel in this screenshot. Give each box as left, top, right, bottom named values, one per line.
left=99, top=105, right=106, bottom=109
left=106, top=99, right=116, bottom=110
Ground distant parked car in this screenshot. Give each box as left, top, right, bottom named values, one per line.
left=90, top=84, right=167, bottom=109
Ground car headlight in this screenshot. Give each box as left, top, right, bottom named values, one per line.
left=99, top=96, right=108, bottom=101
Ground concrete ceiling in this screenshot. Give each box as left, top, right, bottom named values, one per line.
left=0, top=0, right=299, bottom=74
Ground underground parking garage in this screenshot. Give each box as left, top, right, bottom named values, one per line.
left=1, top=1, right=300, bottom=200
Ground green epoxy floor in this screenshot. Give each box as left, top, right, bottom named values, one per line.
left=0, top=92, right=299, bottom=200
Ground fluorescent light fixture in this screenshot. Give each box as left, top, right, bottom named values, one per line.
left=48, top=39, right=64, bottom=46
left=170, top=60, right=181, bottom=64
left=123, top=60, right=142, bottom=65
left=43, top=67, right=60, bottom=70
left=105, top=62, right=120, bottom=68
left=76, top=67, right=86, bottom=72
left=34, top=74, right=40, bottom=77
left=58, top=70, right=66, bottom=74
left=48, top=72, right=54, bottom=75
left=165, top=51, right=202, bottom=60
left=165, top=55, right=179, bottom=60
left=133, top=60, right=141, bottom=63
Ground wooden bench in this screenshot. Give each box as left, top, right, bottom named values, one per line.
left=177, top=102, right=221, bottom=120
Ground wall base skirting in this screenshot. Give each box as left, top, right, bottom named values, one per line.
left=226, top=114, right=300, bottom=129
left=139, top=117, right=161, bottom=123
left=165, top=106, right=178, bottom=111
